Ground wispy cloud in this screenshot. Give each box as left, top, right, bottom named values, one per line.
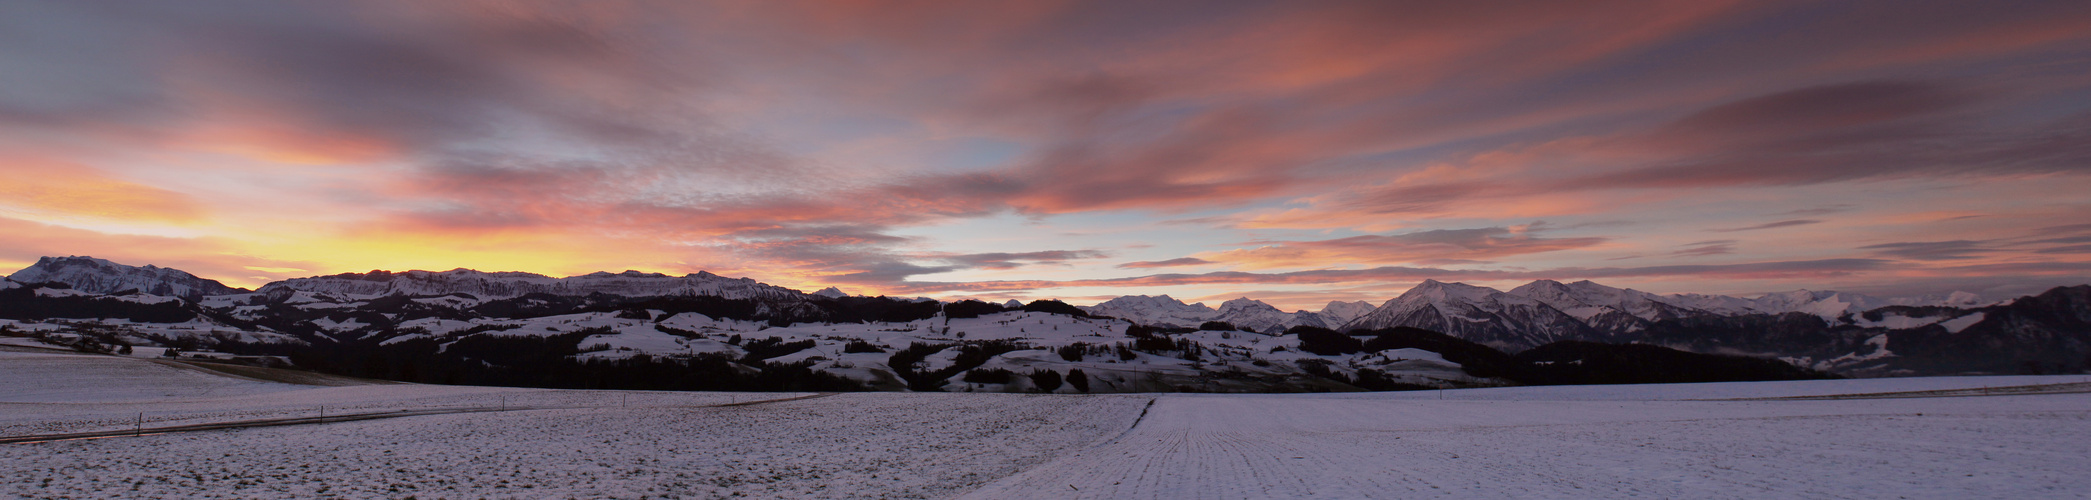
left=1860, top=240, right=1990, bottom=261
left=1673, top=240, right=1737, bottom=257
left=1, top=1, right=2087, bottom=298
left=1710, top=219, right=1824, bottom=233
left=1781, top=205, right=1856, bottom=216
left=1118, top=257, right=1214, bottom=269
left=1201, top=226, right=1605, bottom=269
left=876, top=258, right=1899, bottom=295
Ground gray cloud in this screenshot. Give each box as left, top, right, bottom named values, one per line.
left=1780, top=205, right=1856, bottom=216
left=1710, top=219, right=1823, bottom=233
left=938, top=250, right=1112, bottom=270
left=2034, top=244, right=2091, bottom=255
left=1673, top=240, right=1737, bottom=257
left=1117, top=257, right=1214, bottom=269
left=1215, top=225, right=1607, bottom=267
left=1860, top=240, right=1990, bottom=261
left=875, top=258, right=1895, bottom=295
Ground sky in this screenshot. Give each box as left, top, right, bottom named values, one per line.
left=3, top=0, right=2090, bottom=310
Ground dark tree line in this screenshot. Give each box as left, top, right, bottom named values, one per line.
left=886, top=340, right=1030, bottom=391
left=0, top=286, right=197, bottom=323
left=1286, top=325, right=1836, bottom=387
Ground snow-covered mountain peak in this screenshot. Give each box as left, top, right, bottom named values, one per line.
left=1216, top=297, right=1272, bottom=314
left=1652, top=288, right=1896, bottom=321
left=812, top=287, right=848, bottom=298
left=1932, top=290, right=1982, bottom=307
left=1506, top=279, right=1700, bottom=331
left=1509, top=280, right=1596, bottom=315
left=1941, top=291, right=1986, bottom=307
left=1512, top=279, right=1570, bottom=293
left=1209, top=297, right=1324, bottom=333
left=1886, top=291, right=1991, bottom=308
left=6, top=256, right=243, bottom=299
left=1002, top=299, right=1024, bottom=308
left=1751, top=289, right=1833, bottom=309
left=1394, top=280, right=1527, bottom=307
left=1344, top=279, right=1590, bottom=351
left=1737, top=290, right=1890, bottom=321
left=1087, top=294, right=1210, bottom=311
left=1656, top=293, right=1756, bottom=315
left=580, top=270, right=672, bottom=279
left=259, top=267, right=806, bottom=301
left=1082, top=294, right=1220, bottom=329
left=1316, top=300, right=1377, bottom=325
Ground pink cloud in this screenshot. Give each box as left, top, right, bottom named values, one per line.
left=3, top=1, right=2088, bottom=301
left=1203, top=226, right=1606, bottom=270
left=1118, top=257, right=1214, bottom=269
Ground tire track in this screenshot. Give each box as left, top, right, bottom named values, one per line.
left=1093, top=397, right=1157, bottom=445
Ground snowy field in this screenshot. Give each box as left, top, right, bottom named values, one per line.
left=971, top=389, right=2091, bottom=498
left=5, top=350, right=2089, bottom=498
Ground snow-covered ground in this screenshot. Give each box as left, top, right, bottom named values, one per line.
left=4, top=351, right=2088, bottom=498
left=7, top=395, right=1147, bottom=498
left=971, top=378, right=2091, bottom=499
left=0, top=350, right=307, bottom=404
left=0, top=351, right=1149, bottom=498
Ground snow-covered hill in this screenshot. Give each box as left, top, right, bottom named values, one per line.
left=6, top=256, right=243, bottom=300
left=258, top=269, right=808, bottom=301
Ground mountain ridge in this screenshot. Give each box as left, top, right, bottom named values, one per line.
left=2, top=255, right=2086, bottom=380
left=257, top=268, right=809, bottom=302
left=5, top=256, right=2002, bottom=318
left=1340, top=280, right=1598, bottom=351
left=7, top=256, right=245, bottom=300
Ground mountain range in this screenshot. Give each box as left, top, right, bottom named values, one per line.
left=6, top=257, right=1999, bottom=331
left=7, top=256, right=245, bottom=300
left=260, top=268, right=807, bottom=302
left=4, top=255, right=2085, bottom=380
left=1082, top=278, right=2000, bottom=351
